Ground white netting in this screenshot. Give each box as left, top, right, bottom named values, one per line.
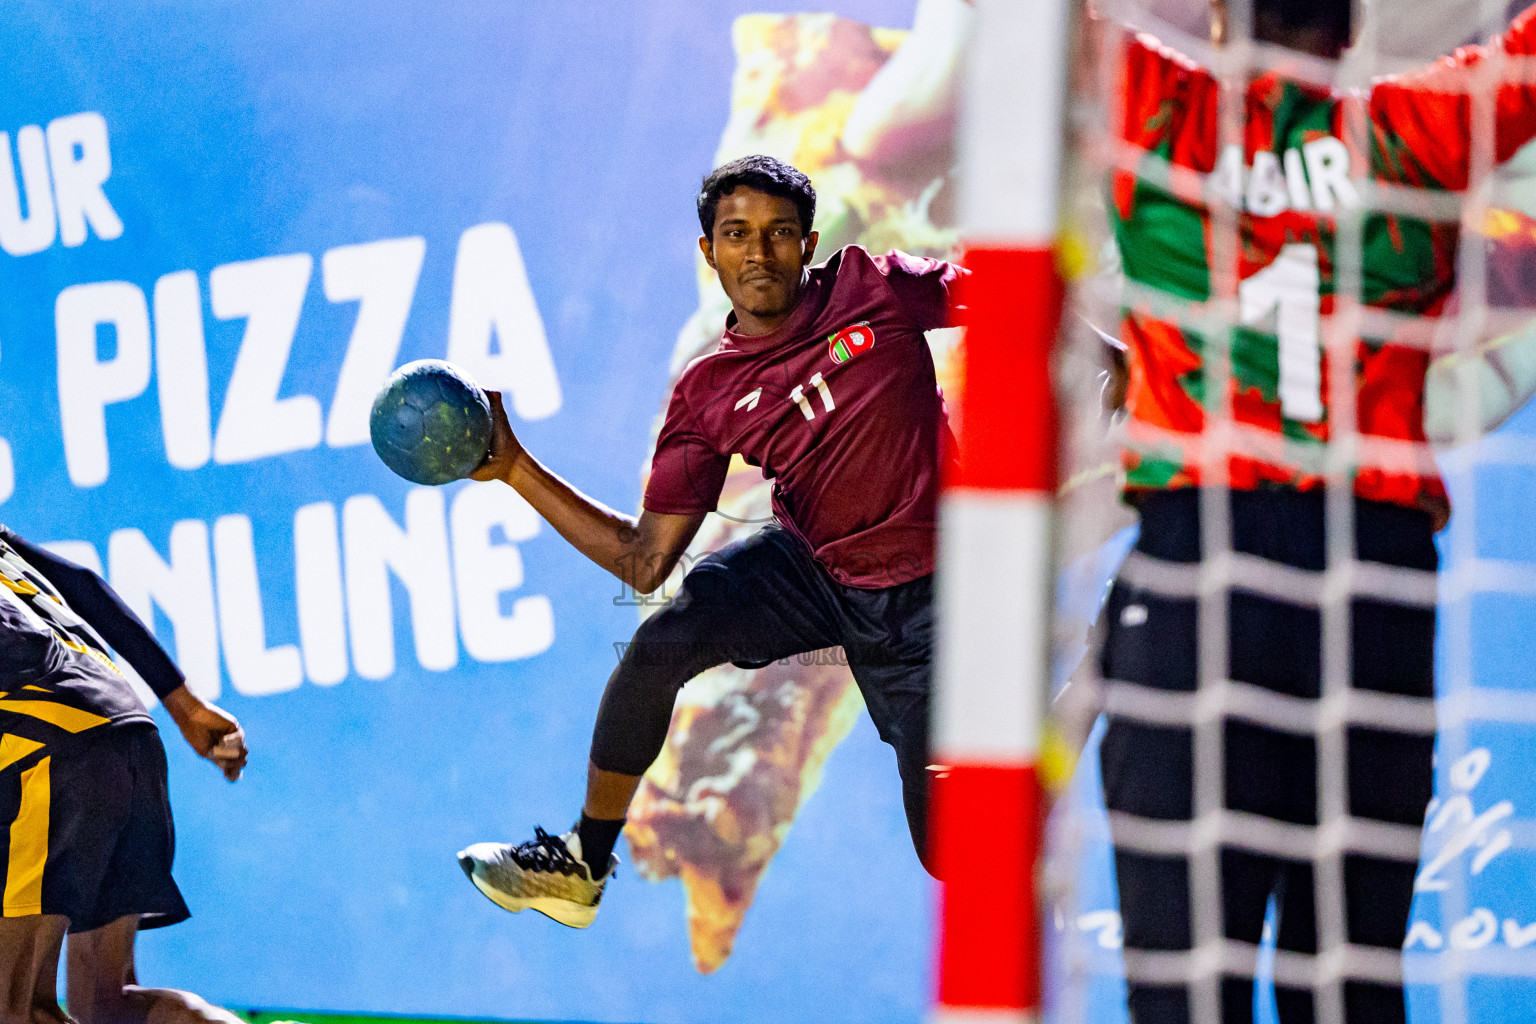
left=1043, top=1, right=1536, bottom=1022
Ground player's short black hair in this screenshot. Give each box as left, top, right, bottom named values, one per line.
left=697, top=155, right=816, bottom=238
left=1255, top=0, right=1352, bottom=57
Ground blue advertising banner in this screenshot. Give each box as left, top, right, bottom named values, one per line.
left=0, top=3, right=948, bottom=1022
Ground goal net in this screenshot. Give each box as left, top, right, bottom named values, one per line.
left=940, top=0, right=1536, bottom=1023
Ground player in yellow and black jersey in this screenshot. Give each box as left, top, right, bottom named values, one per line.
left=0, top=525, right=249, bottom=1024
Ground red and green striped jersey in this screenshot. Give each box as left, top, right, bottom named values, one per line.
left=1110, top=6, right=1536, bottom=508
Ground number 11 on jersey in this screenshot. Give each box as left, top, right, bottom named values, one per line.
left=790, top=372, right=836, bottom=421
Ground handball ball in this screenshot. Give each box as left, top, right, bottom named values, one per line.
left=369, top=359, right=492, bottom=486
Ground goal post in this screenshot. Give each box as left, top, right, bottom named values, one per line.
left=931, top=0, right=1077, bottom=1020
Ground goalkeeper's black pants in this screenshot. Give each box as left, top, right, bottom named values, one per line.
left=588, top=521, right=937, bottom=874
left=1100, top=487, right=1438, bottom=1024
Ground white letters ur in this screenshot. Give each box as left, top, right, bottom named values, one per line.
left=0, top=112, right=123, bottom=257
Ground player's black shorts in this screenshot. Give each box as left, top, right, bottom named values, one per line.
left=589, top=521, right=936, bottom=870
left=0, top=722, right=189, bottom=933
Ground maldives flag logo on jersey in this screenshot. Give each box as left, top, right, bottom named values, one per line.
left=827, top=321, right=874, bottom=364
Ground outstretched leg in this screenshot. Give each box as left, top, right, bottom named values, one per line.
left=459, top=524, right=845, bottom=925
left=66, top=915, right=241, bottom=1024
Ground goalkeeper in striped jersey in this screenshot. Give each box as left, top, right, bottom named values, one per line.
left=1074, top=1, right=1536, bottom=1022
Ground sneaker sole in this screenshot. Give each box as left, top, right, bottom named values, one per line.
left=458, top=853, right=599, bottom=929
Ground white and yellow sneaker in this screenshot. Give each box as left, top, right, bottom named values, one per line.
left=457, top=825, right=616, bottom=929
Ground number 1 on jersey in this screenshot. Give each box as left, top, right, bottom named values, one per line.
left=1238, top=242, right=1324, bottom=423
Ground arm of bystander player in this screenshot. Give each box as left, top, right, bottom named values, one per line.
left=0, top=528, right=249, bottom=782
left=162, top=686, right=248, bottom=783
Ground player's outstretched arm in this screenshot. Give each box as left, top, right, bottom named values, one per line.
left=162, top=686, right=247, bottom=782
left=472, top=391, right=707, bottom=595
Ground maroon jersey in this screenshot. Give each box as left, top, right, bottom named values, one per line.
left=644, top=245, right=964, bottom=588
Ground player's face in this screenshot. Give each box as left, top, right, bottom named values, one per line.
left=701, top=188, right=818, bottom=332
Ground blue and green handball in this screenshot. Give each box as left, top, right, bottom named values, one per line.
left=369, top=359, right=493, bottom=485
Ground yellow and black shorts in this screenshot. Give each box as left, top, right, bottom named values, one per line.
left=0, top=723, right=188, bottom=933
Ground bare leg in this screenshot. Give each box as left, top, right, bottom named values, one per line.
left=0, top=914, right=69, bottom=1024
left=66, top=916, right=240, bottom=1024
left=29, top=928, right=71, bottom=1024
left=64, top=915, right=135, bottom=1024
left=583, top=762, right=641, bottom=820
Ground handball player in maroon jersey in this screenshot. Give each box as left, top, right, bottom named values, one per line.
left=457, top=155, right=963, bottom=927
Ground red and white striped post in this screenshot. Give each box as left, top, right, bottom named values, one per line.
left=931, top=0, right=1073, bottom=1020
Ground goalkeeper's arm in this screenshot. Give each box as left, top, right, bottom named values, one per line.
left=1423, top=320, right=1536, bottom=446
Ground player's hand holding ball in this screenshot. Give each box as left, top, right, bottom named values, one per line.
left=468, top=390, right=522, bottom=483
left=163, top=685, right=249, bottom=782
